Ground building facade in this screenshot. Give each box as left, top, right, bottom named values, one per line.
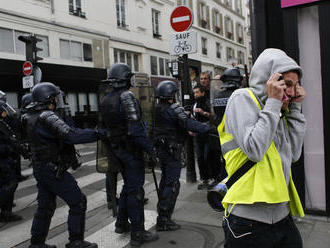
left=0, top=0, right=250, bottom=126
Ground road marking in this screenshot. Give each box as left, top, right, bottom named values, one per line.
left=14, top=172, right=108, bottom=212
left=80, top=151, right=96, bottom=156
left=86, top=210, right=158, bottom=248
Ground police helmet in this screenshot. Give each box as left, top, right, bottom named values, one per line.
left=220, top=68, right=243, bottom=88
left=21, top=93, right=33, bottom=109
left=32, top=82, right=60, bottom=104
left=156, top=81, right=178, bottom=99
left=107, top=63, right=134, bottom=89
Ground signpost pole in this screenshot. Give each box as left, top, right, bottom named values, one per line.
left=182, top=54, right=196, bottom=183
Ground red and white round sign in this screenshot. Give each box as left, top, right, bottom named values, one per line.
left=23, top=61, right=33, bottom=76
left=170, top=6, right=193, bottom=32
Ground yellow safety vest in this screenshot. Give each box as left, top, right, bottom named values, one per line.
left=218, top=89, right=304, bottom=217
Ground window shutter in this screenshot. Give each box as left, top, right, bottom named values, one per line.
left=206, top=5, right=210, bottom=30
left=220, top=13, right=223, bottom=35
left=231, top=20, right=234, bottom=40
left=236, top=23, right=239, bottom=43
left=197, top=0, right=201, bottom=27
left=212, top=9, right=216, bottom=32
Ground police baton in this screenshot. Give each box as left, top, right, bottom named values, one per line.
left=151, top=166, right=160, bottom=200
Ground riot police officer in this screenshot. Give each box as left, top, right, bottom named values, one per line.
left=213, top=68, right=243, bottom=126
left=0, top=100, right=24, bottom=222
left=153, top=80, right=214, bottom=231
left=24, top=82, right=101, bottom=248
left=100, top=63, right=159, bottom=247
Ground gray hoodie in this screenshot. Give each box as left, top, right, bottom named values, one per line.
left=225, top=48, right=306, bottom=224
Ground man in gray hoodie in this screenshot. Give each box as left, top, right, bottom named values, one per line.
left=221, top=48, right=306, bottom=248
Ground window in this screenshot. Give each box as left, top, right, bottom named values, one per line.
left=236, top=23, right=244, bottom=44
left=83, top=43, right=92, bottom=61
left=201, top=37, right=207, bottom=55
left=88, top=93, right=98, bottom=111
left=150, top=56, right=158, bottom=75
left=225, top=17, right=234, bottom=40
left=113, top=49, right=140, bottom=72
left=213, top=10, right=223, bottom=35
left=238, top=51, right=245, bottom=64
left=165, top=59, right=171, bottom=76
left=15, top=31, right=29, bottom=55
left=0, top=28, right=49, bottom=58
left=249, top=42, right=252, bottom=55
left=69, top=0, right=85, bottom=18
left=216, top=42, right=221, bottom=59
left=235, top=0, right=242, bottom=14
left=116, top=0, right=127, bottom=28
left=67, top=93, right=78, bottom=116
left=159, top=58, right=165, bottom=76
left=226, top=47, right=235, bottom=62
left=150, top=56, right=171, bottom=76
left=36, top=35, right=50, bottom=58
left=60, top=39, right=93, bottom=62
left=178, top=0, right=193, bottom=9
left=78, top=93, right=88, bottom=112
left=225, top=0, right=232, bottom=8
left=0, top=28, right=14, bottom=53
left=199, top=2, right=208, bottom=29
left=152, top=9, right=161, bottom=38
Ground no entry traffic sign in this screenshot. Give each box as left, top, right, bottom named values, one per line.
left=23, top=61, right=33, bottom=76
left=170, top=6, right=193, bottom=32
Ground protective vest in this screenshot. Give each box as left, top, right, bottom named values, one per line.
left=213, top=88, right=236, bottom=126
left=25, top=112, right=60, bottom=163
left=218, top=89, right=304, bottom=217
left=153, top=103, right=186, bottom=144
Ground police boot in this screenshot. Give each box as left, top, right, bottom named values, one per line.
left=115, top=222, right=130, bottom=234
left=130, top=230, right=159, bottom=247
left=0, top=211, right=22, bottom=222
left=156, top=216, right=181, bottom=231
left=65, top=240, right=98, bottom=248
left=28, top=244, right=57, bottom=248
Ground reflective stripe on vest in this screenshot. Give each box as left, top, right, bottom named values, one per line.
left=217, top=88, right=304, bottom=217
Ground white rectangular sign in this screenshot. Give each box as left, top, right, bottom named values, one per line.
left=22, top=75, right=34, bottom=89
left=170, top=31, right=197, bottom=56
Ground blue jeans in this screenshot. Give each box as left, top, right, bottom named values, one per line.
left=222, top=214, right=303, bottom=248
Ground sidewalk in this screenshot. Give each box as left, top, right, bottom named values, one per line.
left=136, top=180, right=330, bottom=248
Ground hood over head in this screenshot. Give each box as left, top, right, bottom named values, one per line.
left=249, top=48, right=303, bottom=103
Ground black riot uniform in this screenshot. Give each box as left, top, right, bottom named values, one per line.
left=153, top=81, right=214, bottom=231
left=24, top=83, right=100, bottom=248
left=213, top=68, right=243, bottom=126
left=0, top=100, right=27, bottom=223
left=212, top=68, right=243, bottom=183
left=100, top=63, right=159, bottom=247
